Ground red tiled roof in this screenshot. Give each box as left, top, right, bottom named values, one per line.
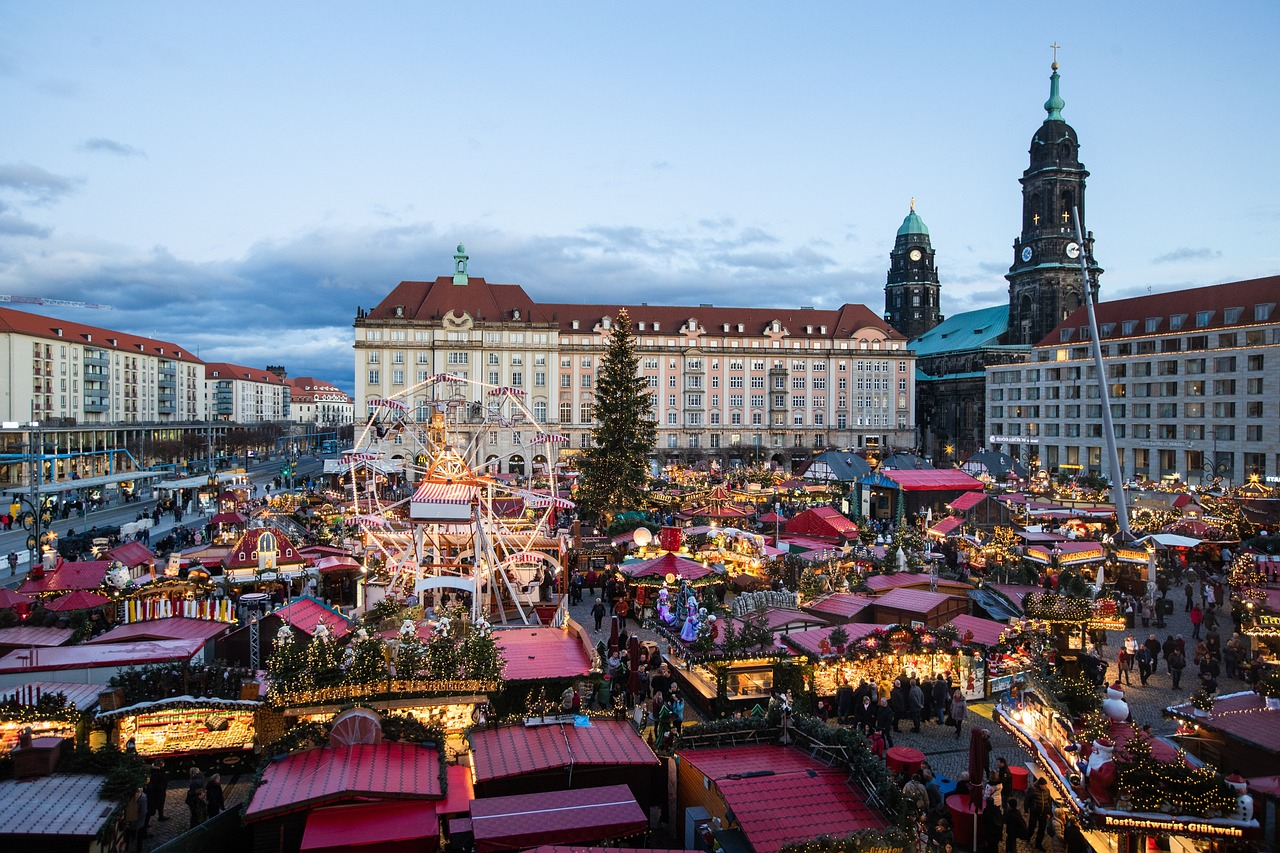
left=873, top=588, right=961, bottom=616
left=288, top=376, right=353, bottom=404
left=947, top=614, right=1008, bottom=648
left=785, top=506, right=859, bottom=539
left=106, top=541, right=154, bottom=567
left=469, top=784, right=648, bottom=853
left=1167, top=690, right=1280, bottom=754
left=948, top=491, right=989, bottom=512
left=18, top=559, right=109, bottom=594
left=0, top=626, right=76, bottom=647
left=677, top=745, right=886, bottom=853
left=1034, top=276, right=1280, bottom=348
left=493, top=628, right=593, bottom=681
left=881, top=470, right=984, bottom=491
left=782, top=622, right=884, bottom=658
left=366, top=277, right=906, bottom=340
left=245, top=742, right=442, bottom=822
left=301, top=801, right=437, bottom=852
left=729, top=607, right=827, bottom=635
left=0, top=306, right=201, bottom=364
left=87, top=617, right=231, bottom=645
left=270, top=597, right=354, bottom=640
left=203, top=361, right=286, bottom=384
left=470, top=720, right=656, bottom=784
left=803, top=593, right=874, bottom=621
left=1, top=681, right=103, bottom=710
left=0, top=638, right=205, bottom=674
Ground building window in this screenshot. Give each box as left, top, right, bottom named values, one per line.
left=559, top=402, right=572, bottom=424
left=367, top=370, right=380, bottom=384
left=580, top=402, right=593, bottom=423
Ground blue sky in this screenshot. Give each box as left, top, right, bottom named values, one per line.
left=2, top=2, right=1276, bottom=393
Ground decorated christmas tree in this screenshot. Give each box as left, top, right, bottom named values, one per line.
left=267, top=625, right=310, bottom=690
left=346, top=628, right=388, bottom=685
left=306, top=622, right=346, bottom=688
left=459, top=617, right=505, bottom=682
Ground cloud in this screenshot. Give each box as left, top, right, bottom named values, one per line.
left=1152, top=247, right=1222, bottom=264
left=0, top=163, right=80, bottom=204
left=80, top=138, right=147, bottom=158
left=0, top=214, right=51, bottom=238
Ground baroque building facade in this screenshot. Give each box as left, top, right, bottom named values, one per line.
left=353, top=246, right=917, bottom=472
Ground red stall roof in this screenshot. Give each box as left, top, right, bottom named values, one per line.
left=947, top=492, right=989, bottom=512
left=494, top=628, right=593, bottom=681
left=882, top=470, right=983, bottom=492
left=803, top=593, right=874, bottom=621
left=470, top=720, right=657, bottom=783
left=873, top=588, right=961, bottom=616
left=301, top=801, right=438, bottom=852
left=620, top=552, right=719, bottom=582
left=928, top=517, right=964, bottom=537
left=0, top=637, right=205, bottom=675
left=441, top=764, right=475, bottom=816
left=87, top=617, right=231, bottom=645
left=947, top=614, right=1009, bottom=648
left=271, top=597, right=354, bottom=640
left=470, top=784, right=648, bottom=853
left=781, top=622, right=884, bottom=658
left=677, top=745, right=886, bottom=853
left=18, top=560, right=109, bottom=594
left=784, top=506, right=858, bottom=539
left=0, top=626, right=76, bottom=648
left=864, top=573, right=973, bottom=594
left=106, top=541, right=154, bottom=567
left=245, top=742, right=442, bottom=821
left=1167, top=691, right=1280, bottom=754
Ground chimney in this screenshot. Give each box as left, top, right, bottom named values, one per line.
left=12, top=735, right=69, bottom=779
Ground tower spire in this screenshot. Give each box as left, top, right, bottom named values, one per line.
left=1044, top=43, right=1065, bottom=122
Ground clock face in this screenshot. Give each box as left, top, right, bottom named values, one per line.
left=909, top=249, right=922, bottom=262
left=1021, top=246, right=1033, bottom=263
left=1065, top=241, right=1081, bottom=259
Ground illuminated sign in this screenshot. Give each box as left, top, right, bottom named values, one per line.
left=989, top=435, right=1040, bottom=445
left=1094, top=814, right=1255, bottom=840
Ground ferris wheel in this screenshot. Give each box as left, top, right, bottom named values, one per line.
left=345, top=374, right=573, bottom=624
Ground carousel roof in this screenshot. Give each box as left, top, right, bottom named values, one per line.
left=620, top=551, right=720, bottom=581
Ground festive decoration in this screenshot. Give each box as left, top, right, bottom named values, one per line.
left=1115, top=736, right=1237, bottom=817
left=845, top=623, right=960, bottom=661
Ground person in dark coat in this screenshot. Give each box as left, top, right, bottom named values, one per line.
left=996, top=757, right=1014, bottom=803
left=1004, top=798, right=1029, bottom=853
left=907, top=678, right=925, bottom=733
left=205, top=773, right=224, bottom=816
left=1025, top=776, right=1053, bottom=850
left=835, top=679, right=855, bottom=725
left=982, top=796, right=1004, bottom=853
left=857, top=695, right=876, bottom=733
left=931, top=673, right=950, bottom=726
left=874, top=697, right=895, bottom=747
left=889, top=679, right=908, bottom=732
left=147, top=759, right=168, bottom=823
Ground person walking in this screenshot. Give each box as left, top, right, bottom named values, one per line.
left=147, top=760, right=168, bottom=823
left=6, top=551, right=17, bottom=575
left=835, top=679, right=855, bottom=725
left=982, top=796, right=1004, bottom=853
left=591, top=598, right=606, bottom=632
left=613, top=597, right=629, bottom=630
left=875, top=697, right=895, bottom=748
left=1184, top=579, right=1195, bottom=612
left=1136, top=645, right=1153, bottom=686
left=1116, top=646, right=1131, bottom=685
left=949, top=688, right=967, bottom=740
left=186, top=784, right=207, bottom=829
left=932, top=673, right=950, bottom=726
left=907, top=678, right=925, bottom=733
left=1025, top=777, right=1053, bottom=850
left=1190, top=604, right=1203, bottom=639
left=1004, top=797, right=1029, bottom=853
left=1168, top=648, right=1186, bottom=690
left=205, top=773, right=224, bottom=817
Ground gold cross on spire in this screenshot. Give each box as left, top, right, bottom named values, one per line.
left=910, top=197, right=916, bottom=212
left=1051, top=42, right=1061, bottom=69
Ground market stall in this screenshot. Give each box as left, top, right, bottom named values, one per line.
left=101, top=695, right=262, bottom=757
left=0, top=682, right=100, bottom=752
left=784, top=621, right=987, bottom=701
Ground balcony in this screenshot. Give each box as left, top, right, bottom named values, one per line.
left=83, top=352, right=109, bottom=367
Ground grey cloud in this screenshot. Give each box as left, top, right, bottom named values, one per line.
left=0, top=215, right=51, bottom=238
left=1153, top=247, right=1222, bottom=264
left=80, top=138, right=147, bottom=158
left=0, top=163, right=81, bottom=204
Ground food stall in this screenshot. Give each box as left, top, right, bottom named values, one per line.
left=0, top=682, right=99, bottom=752
left=784, top=621, right=988, bottom=701
left=102, top=695, right=262, bottom=757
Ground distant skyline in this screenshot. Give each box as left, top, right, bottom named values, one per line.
left=2, top=2, right=1277, bottom=394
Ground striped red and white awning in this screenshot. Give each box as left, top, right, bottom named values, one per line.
left=429, top=373, right=465, bottom=384
left=412, top=481, right=476, bottom=504
left=345, top=452, right=381, bottom=462
left=517, top=489, right=576, bottom=510
left=529, top=433, right=569, bottom=445
left=353, top=514, right=391, bottom=529
left=367, top=398, right=409, bottom=411
left=487, top=386, right=527, bottom=397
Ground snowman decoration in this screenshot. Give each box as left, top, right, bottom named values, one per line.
left=399, top=619, right=417, bottom=640
left=1226, top=774, right=1254, bottom=822
left=1101, top=682, right=1129, bottom=724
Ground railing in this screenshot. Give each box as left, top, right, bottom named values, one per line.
left=148, top=801, right=248, bottom=853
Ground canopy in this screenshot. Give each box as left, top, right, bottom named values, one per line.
left=469, top=784, right=648, bottom=853
left=0, top=589, right=33, bottom=609
left=301, top=800, right=439, bottom=852
left=314, top=556, right=362, bottom=573
left=45, top=590, right=112, bottom=612
left=620, top=552, right=719, bottom=581
left=1138, top=533, right=1203, bottom=549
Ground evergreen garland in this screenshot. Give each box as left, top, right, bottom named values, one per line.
left=346, top=631, right=389, bottom=685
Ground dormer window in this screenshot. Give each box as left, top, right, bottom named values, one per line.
left=1169, top=314, right=1186, bottom=331
left=1121, top=320, right=1137, bottom=335
left=638, top=322, right=645, bottom=331
left=1195, top=310, right=1213, bottom=328
left=805, top=326, right=813, bottom=334
left=1059, top=328, right=1075, bottom=342
left=771, top=321, right=780, bottom=333
left=571, top=320, right=580, bottom=329
left=1256, top=303, right=1275, bottom=322
left=1145, top=317, right=1162, bottom=333
left=736, top=324, right=744, bottom=333
left=652, top=322, right=660, bottom=331
left=1224, top=306, right=1244, bottom=325
left=820, top=326, right=827, bottom=335
left=601, top=316, right=610, bottom=329
left=722, top=323, right=730, bottom=332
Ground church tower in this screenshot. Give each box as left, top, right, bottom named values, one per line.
left=1005, top=52, right=1103, bottom=346
left=884, top=200, right=942, bottom=340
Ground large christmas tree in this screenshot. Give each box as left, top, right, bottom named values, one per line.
left=575, top=308, right=657, bottom=522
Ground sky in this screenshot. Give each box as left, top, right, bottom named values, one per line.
left=2, top=2, right=1277, bottom=394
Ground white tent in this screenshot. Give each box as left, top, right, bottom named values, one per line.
left=1137, top=533, right=1203, bottom=549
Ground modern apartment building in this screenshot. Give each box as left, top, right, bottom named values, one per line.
left=984, top=277, right=1279, bottom=484
left=353, top=247, right=917, bottom=472
left=204, top=363, right=291, bottom=424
